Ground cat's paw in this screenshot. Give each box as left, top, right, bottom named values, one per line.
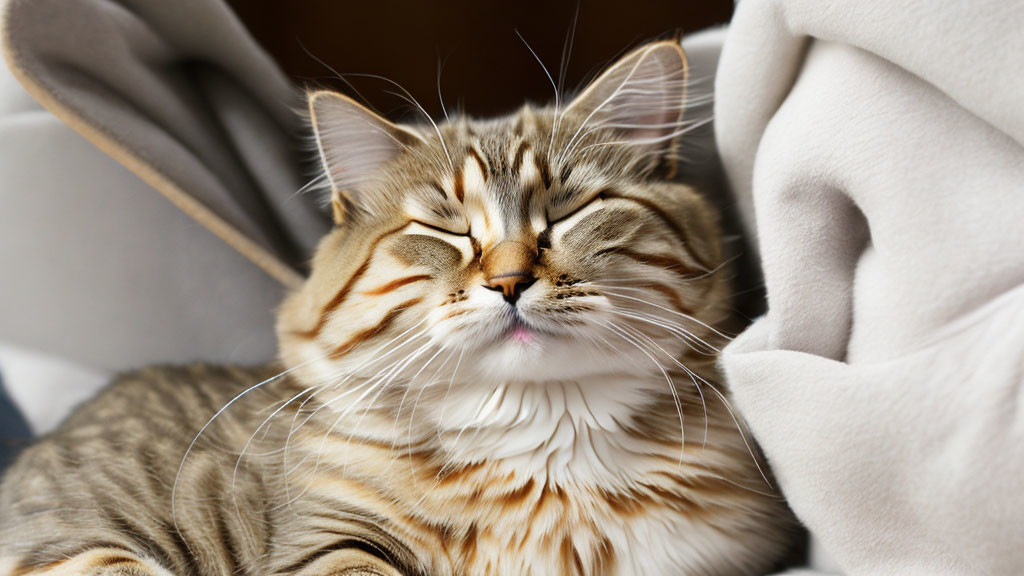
left=6, top=549, right=175, bottom=576
left=295, top=548, right=405, bottom=576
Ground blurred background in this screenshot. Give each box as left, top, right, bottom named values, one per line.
left=227, top=0, right=733, bottom=118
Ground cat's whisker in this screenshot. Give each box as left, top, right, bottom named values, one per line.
left=597, top=251, right=738, bottom=283
left=558, top=67, right=687, bottom=165
left=339, top=341, right=439, bottom=475
left=619, top=323, right=710, bottom=451
left=309, top=319, right=435, bottom=402
left=279, top=326, right=433, bottom=498
left=280, top=340, right=432, bottom=509
left=584, top=284, right=722, bottom=351
left=612, top=323, right=772, bottom=489
left=597, top=320, right=687, bottom=466
left=329, top=342, right=433, bottom=457
left=598, top=289, right=734, bottom=341
left=392, top=347, right=448, bottom=415
left=171, top=355, right=326, bottom=537
left=229, top=384, right=318, bottom=524
left=282, top=320, right=434, bottom=451
left=571, top=115, right=714, bottom=160
left=683, top=370, right=774, bottom=490
left=433, top=346, right=466, bottom=444
left=515, top=29, right=560, bottom=158
left=401, top=347, right=459, bottom=477
left=603, top=307, right=719, bottom=355
left=388, top=345, right=449, bottom=455
left=436, top=54, right=450, bottom=123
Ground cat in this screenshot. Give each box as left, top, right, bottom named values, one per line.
left=0, top=41, right=797, bottom=575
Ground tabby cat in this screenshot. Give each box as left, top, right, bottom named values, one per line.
left=0, top=41, right=796, bottom=575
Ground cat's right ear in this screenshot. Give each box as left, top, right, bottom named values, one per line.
left=308, top=90, right=424, bottom=224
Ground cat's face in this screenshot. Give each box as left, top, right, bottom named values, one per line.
left=278, top=41, right=726, bottom=392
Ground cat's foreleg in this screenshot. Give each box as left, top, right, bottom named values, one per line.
left=2, top=549, right=175, bottom=576
left=287, top=549, right=405, bottom=576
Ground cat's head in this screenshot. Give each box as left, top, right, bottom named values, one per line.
left=278, top=40, right=726, bottom=391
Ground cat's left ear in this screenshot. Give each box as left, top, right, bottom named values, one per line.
left=308, top=90, right=424, bottom=223
left=563, top=41, right=688, bottom=175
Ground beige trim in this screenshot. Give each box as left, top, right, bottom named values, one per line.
left=1, top=3, right=304, bottom=289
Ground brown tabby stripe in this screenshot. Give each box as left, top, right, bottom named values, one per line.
left=441, top=308, right=471, bottom=320
left=467, top=148, right=488, bottom=181
left=500, top=478, right=535, bottom=508
left=429, top=181, right=448, bottom=201
left=12, top=559, right=68, bottom=575
left=647, top=282, right=695, bottom=315
left=593, top=536, right=616, bottom=574
left=293, top=258, right=371, bottom=338
left=95, top=556, right=136, bottom=568
left=603, top=192, right=711, bottom=270
left=295, top=226, right=408, bottom=338
left=279, top=538, right=399, bottom=574
left=512, top=114, right=524, bottom=136
left=329, top=297, right=423, bottom=357
left=559, top=164, right=574, bottom=185
left=534, top=153, right=553, bottom=189
left=595, top=247, right=695, bottom=278
left=361, top=274, right=432, bottom=296
left=565, top=537, right=584, bottom=574
left=512, top=141, right=530, bottom=173
left=453, top=164, right=465, bottom=203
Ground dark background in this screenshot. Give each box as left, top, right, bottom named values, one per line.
left=224, top=0, right=766, bottom=328
left=227, top=1, right=733, bottom=120
left=222, top=0, right=765, bottom=328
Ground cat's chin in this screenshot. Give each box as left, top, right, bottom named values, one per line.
left=466, top=332, right=641, bottom=382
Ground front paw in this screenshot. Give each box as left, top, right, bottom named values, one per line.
left=7, top=549, right=175, bottom=576
left=294, top=548, right=405, bottom=576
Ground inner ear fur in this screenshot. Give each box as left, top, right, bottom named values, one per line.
left=563, top=41, right=688, bottom=175
left=307, top=90, right=424, bottom=224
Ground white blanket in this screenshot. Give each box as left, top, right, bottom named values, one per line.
left=715, top=1, right=1024, bottom=574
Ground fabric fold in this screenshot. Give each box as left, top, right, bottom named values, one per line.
left=717, top=1, right=1024, bottom=573
left=1, top=0, right=330, bottom=287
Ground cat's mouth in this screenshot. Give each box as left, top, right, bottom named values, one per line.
left=507, top=317, right=538, bottom=344
left=500, top=314, right=552, bottom=346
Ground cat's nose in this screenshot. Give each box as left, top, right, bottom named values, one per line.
left=486, top=273, right=537, bottom=302
left=482, top=240, right=537, bottom=303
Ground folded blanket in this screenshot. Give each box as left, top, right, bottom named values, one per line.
left=1, top=0, right=330, bottom=288
left=715, top=0, right=1024, bottom=574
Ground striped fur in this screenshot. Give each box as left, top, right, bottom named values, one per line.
left=0, top=42, right=797, bottom=575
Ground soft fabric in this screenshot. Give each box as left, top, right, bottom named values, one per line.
left=0, top=47, right=283, bottom=372
left=715, top=1, right=1024, bottom=574
left=1, top=0, right=330, bottom=289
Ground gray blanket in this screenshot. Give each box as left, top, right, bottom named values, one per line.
left=3, top=0, right=329, bottom=288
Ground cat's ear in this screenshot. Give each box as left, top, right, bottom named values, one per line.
left=308, top=90, right=424, bottom=223
left=563, top=41, right=688, bottom=173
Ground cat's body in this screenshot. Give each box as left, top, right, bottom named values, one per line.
left=0, top=362, right=785, bottom=576
left=0, top=42, right=796, bottom=575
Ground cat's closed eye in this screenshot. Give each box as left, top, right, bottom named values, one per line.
left=546, top=188, right=608, bottom=225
